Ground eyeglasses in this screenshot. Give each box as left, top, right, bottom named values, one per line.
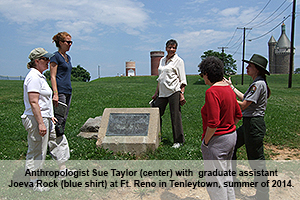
left=64, top=40, right=73, bottom=45
left=39, top=57, right=50, bottom=61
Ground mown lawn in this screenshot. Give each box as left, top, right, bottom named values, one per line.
left=0, top=74, right=299, bottom=160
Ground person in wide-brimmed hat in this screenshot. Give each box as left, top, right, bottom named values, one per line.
left=224, top=54, right=271, bottom=200
left=243, top=53, right=270, bottom=75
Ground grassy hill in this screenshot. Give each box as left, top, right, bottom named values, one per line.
left=0, top=74, right=299, bottom=160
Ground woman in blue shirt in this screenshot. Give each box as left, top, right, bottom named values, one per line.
left=49, top=32, right=73, bottom=173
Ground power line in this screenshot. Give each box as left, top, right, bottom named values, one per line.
left=231, top=42, right=242, bottom=56
left=225, top=28, right=238, bottom=47
left=225, top=0, right=291, bottom=51
left=242, top=0, right=272, bottom=27
left=228, top=34, right=243, bottom=49
left=253, top=1, right=292, bottom=28
left=252, top=0, right=289, bottom=28
left=248, top=15, right=290, bottom=41
left=229, top=30, right=251, bottom=56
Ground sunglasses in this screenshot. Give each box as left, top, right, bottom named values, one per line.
left=64, top=40, right=73, bottom=45
left=39, top=57, right=50, bottom=61
left=199, top=73, right=203, bottom=78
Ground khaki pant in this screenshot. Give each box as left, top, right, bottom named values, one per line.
left=22, top=115, right=70, bottom=172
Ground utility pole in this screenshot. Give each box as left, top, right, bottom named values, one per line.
left=218, top=46, right=228, bottom=64
left=237, top=27, right=252, bottom=85
left=98, top=65, right=101, bottom=78
left=288, top=0, right=296, bottom=88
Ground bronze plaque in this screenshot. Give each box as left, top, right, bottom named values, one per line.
left=106, top=113, right=150, bottom=136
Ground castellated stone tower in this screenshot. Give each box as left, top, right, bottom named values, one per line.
left=268, top=23, right=293, bottom=74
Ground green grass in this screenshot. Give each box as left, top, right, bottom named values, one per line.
left=0, top=74, right=299, bottom=160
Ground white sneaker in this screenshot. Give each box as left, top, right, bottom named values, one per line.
left=172, top=143, right=182, bottom=149
left=33, top=183, right=50, bottom=192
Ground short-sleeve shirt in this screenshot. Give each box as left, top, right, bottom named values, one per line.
left=50, top=51, right=72, bottom=94
left=22, top=68, right=54, bottom=118
left=157, top=54, right=187, bottom=97
left=201, top=85, right=242, bottom=140
left=242, top=76, right=268, bottom=117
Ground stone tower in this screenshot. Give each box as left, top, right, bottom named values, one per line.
left=268, top=36, right=276, bottom=74
left=268, top=23, right=292, bottom=74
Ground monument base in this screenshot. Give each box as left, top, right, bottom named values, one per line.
left=96, top=108, right=160, bottom=155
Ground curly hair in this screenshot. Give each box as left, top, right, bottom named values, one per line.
left=198, top=56, right=224, bottom=84
left=52, top=32, right=72, bottom=48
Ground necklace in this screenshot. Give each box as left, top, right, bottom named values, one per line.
left=59, top=51, right=69, bottom=63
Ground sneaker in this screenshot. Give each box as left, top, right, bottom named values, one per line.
left=172, top=143, right=182, bottom=149
left=33, top=183, right=50, bottom=192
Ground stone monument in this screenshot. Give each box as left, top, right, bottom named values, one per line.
left=96, top=108, right=160, bottom=155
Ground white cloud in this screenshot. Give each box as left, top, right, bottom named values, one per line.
left=219, top=7, right=240, bottom=16
left=0, top=0, right=150, bottom=36
left=172, top=29, right=229, bottom=52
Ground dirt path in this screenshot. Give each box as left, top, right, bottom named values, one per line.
left=265, top=144, right=300, bottom=160
left=103, top=145, right=300, bottom=200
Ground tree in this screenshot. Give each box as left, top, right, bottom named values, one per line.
left=43, top=65, right=91, bottom=82
left=44, top=70, right=50, bottom=81
left=199, top=50, right=237, bottom=76
left=295, top=68, right=300, bottom=74
left=71, top=65, right=91, bottom=82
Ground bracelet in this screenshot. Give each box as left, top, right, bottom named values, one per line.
left=53, top=90, right=58, bottom=93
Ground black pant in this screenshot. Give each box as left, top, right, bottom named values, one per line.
left=55, top=93, right=72, bottom=133
left=232, top=117, right=269, bottom=199
left=153, top=92, right=185, bottom=143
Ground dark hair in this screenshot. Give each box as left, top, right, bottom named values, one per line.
left=166, top=39, right=178, bottom=49
left=198, top=56, right=224, bottom=84
left=254, top=65, right=271, bottom=98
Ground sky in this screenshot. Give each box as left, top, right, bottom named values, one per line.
left=0, top=0, right=299, bottom=80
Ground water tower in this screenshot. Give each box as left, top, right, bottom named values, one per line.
left=125, top=61, right=136, bottom=76
left=150, top=51, right=164, bottom=76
